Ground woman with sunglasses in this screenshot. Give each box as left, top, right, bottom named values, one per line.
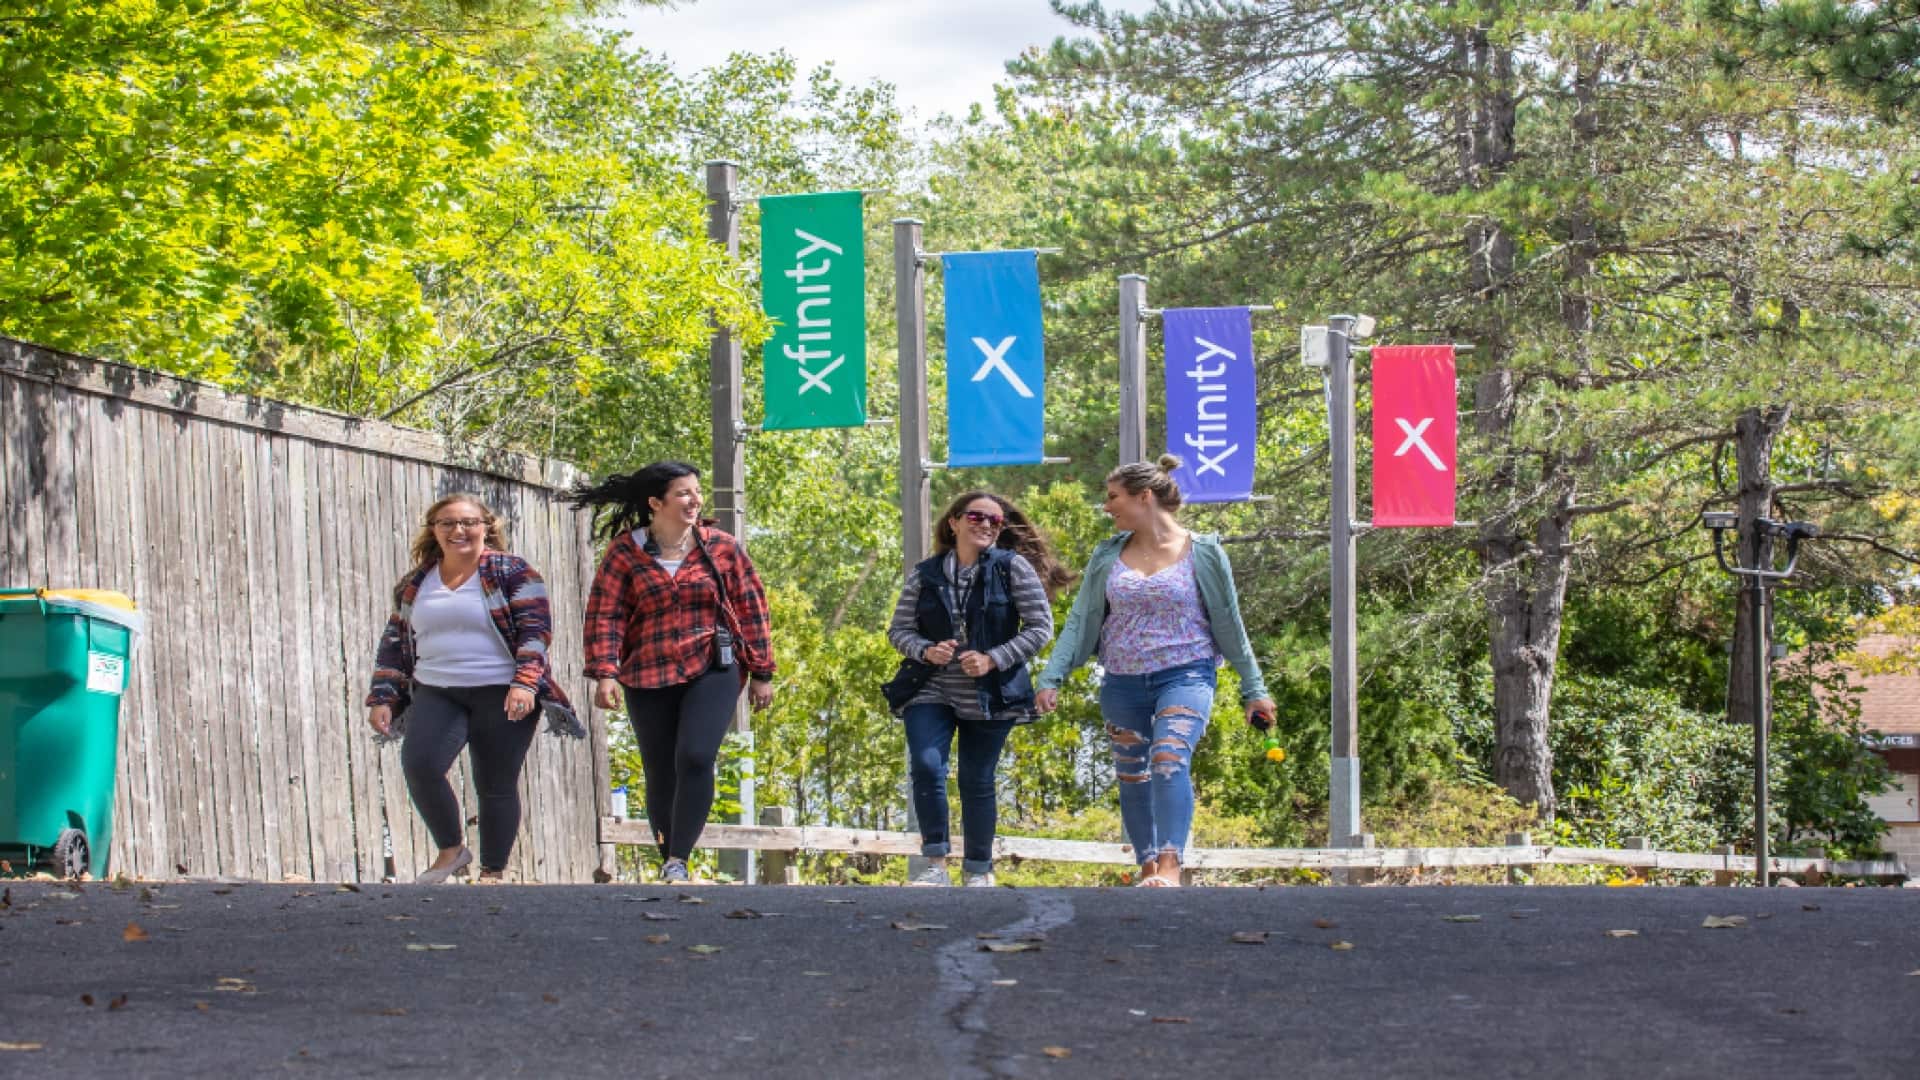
left=366, top=493, right=582, bottom=884
left=1034, top=456, right=1276, bottom=888
left=883, top=491, right=1076, bottom=887
left=577, top=461, right=775, bottom=885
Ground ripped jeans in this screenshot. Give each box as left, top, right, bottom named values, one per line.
left=1099, top=660, right=1216, bottom=867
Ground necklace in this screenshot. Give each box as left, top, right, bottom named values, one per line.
left=653, top=528, right=693, bottom=556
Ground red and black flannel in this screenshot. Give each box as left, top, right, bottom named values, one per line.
left=584, top=524, right=775, bottom=689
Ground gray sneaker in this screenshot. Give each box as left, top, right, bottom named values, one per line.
left=660, top=858, right=691, bottom=884
left=964, top=871, right=996, bottom=888
left=906, top=860, right=952, bottom=887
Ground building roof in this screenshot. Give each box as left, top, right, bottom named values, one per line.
left=1849, top=634, right=1920, bottom=737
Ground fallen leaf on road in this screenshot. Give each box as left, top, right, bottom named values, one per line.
left=1042, top=1047, right=1071, bottom=1059
left=1702, top=915, right=1748, bottom=929
left=823, top=898, right=857, bottom=904
left=976, top=932, right=1000, bottom=940
left=122, top=923, right=149, bottom=943
left=108, top=994, right=128, bottom=1011
left=1605, top=929, right=1639, bottom=938
left=1130, top=1009, right=1147, bottom=1016
left=644, top=934, right=670, bottom=945
left=891, top=920, right=949, bottom=932
left=377, top=1008, right=406, bottom=1017
left=686, top=944, right=723, bottom=955
left=385, top=915, right=416, bottom=922
left=0, top=1042, right=44, bottom=1052
left=405, top=943, right=458, bottom=952
left=138, top=888, right=155, bottom=903
left=980, top=941, right=1041, bottom=953
left=1330, top=941, right=1355, bottom=951
left=1312, top=918, right=1337, bottom=929
left=543, top=994, right=560, bottom=1004
left=1442, top=915, right=1482, bottom=923
left=638, top=912, right=679, bottom=922
left=619, top=895, right=661, bottom=903
left=215, top=978, right=256, bottom=993
left=1230, top=931, right=1271, bottom=944
left=677, top=894, right=706, bottom=905
left=193, top=1002, right=210, bottom=1012
left=211, top=888, right=232, bottom=896
left=993, top=979, right=1017, bottom=986
left=337, top=884, right=361, bottom=894
left=1151, top=1016, right=1190, bottom=1024
left=1802, top=905, right=1821, bottom=912
left=81, top=994, right=95, bottom=1006
left=726, top=908, right=782, bottom=919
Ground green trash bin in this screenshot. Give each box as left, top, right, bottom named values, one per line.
left=0, top=588, right=144, bottom=879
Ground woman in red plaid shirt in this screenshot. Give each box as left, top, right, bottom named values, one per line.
left=576, top=461, right=775, bottom=884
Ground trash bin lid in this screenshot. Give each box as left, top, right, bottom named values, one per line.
left=35, top=588, right=147, bottom=636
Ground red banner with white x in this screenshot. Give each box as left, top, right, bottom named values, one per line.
left=1370, top=345, right=1457, bottom=527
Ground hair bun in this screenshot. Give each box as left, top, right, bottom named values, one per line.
left=1155, top=453, right=1184, bottom=474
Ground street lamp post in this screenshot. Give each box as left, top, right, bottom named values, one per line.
left=1702, top=511, right=1819, bottom=887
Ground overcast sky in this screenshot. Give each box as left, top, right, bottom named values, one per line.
left=602, top=0, right=1154, bottom=124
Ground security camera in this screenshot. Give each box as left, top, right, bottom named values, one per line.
left=1777, top=521, right=1821, bottom=543
left=1701, top=511, right=1737, bottom=531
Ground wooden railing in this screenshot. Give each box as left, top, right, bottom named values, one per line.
left=598, top=814, right=1911, bottom=885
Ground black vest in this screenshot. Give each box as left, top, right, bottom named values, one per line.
left=880, top=547, right=1034, bottom=717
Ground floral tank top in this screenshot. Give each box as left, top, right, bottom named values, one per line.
left=1100, top=548, right=1217, bottom=675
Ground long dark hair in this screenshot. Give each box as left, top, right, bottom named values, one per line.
left=934, top=490, right=1077, bottom=600
left=570, top=461, right=701, bottom=541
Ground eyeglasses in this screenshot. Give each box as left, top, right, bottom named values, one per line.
left=960, top=510, right=1006, bottom=529
left=431, top=517, right=487, bottom=532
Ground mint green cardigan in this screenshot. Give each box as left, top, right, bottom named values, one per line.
left=1037, top=532, right=1270, bottom=704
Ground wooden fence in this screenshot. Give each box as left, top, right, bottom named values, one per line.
left=1, top=337, right=609, bottom=883
left=601, top=815, right=1913, bottom=885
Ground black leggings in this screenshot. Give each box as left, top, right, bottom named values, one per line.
left=401, top=683, right=538, bottom=871
left=624, top=667, right=742, bottom=861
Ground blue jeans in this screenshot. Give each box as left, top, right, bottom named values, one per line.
left=902, top=703, right=1015, bottom=874
left=1099, top=661, right=1216, bottom=865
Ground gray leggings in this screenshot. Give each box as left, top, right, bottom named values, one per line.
left=401, top=683, right=538, bottom=871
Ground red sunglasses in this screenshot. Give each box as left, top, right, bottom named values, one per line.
left=959, top=509, right=1006, bottom=529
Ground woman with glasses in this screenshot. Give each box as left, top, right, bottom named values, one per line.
left=366, top=493, right=580, bottom=884
left=883, top=491, right=1075, bottom=887
left=576, top=462, right=776, bottom=885
left=1034, top=456, right=1276, bottom=888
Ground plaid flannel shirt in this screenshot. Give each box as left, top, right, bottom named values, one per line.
left=366, top=553, right=573, bottom=718
left=584, top=524, right=775, bottom=689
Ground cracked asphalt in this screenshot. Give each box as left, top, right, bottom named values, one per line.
left=1, top=880, right=1916, bottom=1077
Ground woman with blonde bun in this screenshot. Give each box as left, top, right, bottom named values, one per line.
left=1035, top=455, right=1276, bottom=887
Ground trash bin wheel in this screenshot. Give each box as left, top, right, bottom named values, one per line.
left=52, top=829, right=89, bottom=880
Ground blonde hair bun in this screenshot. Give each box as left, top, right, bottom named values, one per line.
left=1156, top=453, right=1184, bottom=474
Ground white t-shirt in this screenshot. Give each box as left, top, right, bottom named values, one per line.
left=411, top=566, right=518, bottom=687
left=633, top=527, right=686, bottom=575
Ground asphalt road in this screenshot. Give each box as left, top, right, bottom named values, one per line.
left=1, top=880, right=1915, bottom=1078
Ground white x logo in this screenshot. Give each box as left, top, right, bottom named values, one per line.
left=797, top=355, right=845, bottom=395
left=1393, top=417, right=1447, bottom=471
left=970, top=336, right=1034, bottom=399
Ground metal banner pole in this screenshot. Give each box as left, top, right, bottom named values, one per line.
left=1118, top=274, right=1148, bottom=465
left=1327, top=315, right=1362, bottom=849
left=894, top=218, right=935, bottom=880
left=706, top=160, right=754, bottom=884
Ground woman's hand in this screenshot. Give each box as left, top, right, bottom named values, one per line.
left=594, top=678, right=623, bottom=711
left=748, top=678, right=774, bottom=712
left=957, top=650, right=997, bottom=678
left=1245, top=698, right=1278, bottom=730
left=367, top=705, right=393, bottom=736
left=1033, top=688, right=1059, bottom=715
left=921, top=639, right=958, bottom=666
left=505, top=686, right=536, bottom=723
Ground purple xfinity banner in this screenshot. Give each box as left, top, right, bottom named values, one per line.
left=1163, top=307, right=1256, bottom=503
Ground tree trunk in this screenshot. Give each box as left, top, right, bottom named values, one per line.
left=1463, top=14, right=1570, bottom=817
left=1726, top=405, right=1791, bottom=725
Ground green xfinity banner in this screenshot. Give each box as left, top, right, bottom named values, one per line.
left=760, top=191, right=866, bottom=430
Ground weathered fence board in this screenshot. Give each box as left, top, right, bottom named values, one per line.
left=1, top=337, right=607, bottom=882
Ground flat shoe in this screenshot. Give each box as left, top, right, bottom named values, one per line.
left=416, top=847, right=472, bottom=885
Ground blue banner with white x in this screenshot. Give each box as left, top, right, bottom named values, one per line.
left=943, top=250, right=1045, bottom=467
